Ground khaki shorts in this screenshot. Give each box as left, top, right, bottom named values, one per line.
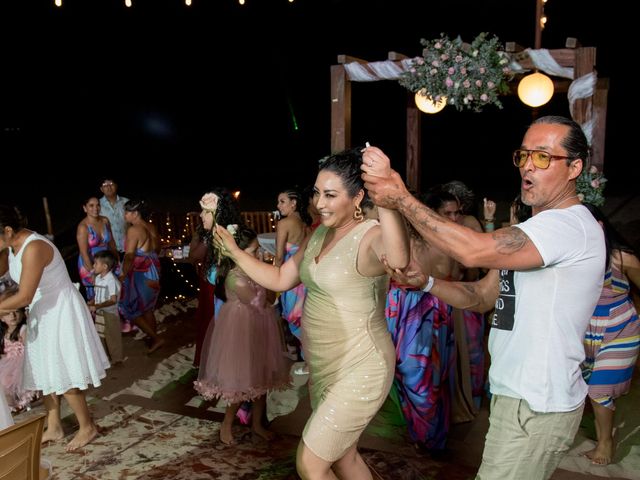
left=476, top=394, right=583, bottom=480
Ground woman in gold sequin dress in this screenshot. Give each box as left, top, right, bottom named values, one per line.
left=215, top=148, right=409, bottom=479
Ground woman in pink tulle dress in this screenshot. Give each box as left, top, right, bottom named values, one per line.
left=0, top=290, right=37, bottom=412
left=194, top=219, right=290, bottom=445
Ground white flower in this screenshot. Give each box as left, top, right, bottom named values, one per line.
left=199, top=193, right=219, bottom=212
left=226, top=224, right=238, bottom=236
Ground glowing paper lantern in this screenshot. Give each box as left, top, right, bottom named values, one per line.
left=517, top=72, right=554, bottom=107
left=414, top=89, right=446, bottom=114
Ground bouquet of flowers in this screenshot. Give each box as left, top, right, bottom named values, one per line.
left=398, top=32, right=512, bottom=112
left=577, top=165, right=607, bottom=207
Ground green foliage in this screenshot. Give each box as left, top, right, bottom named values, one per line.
left=398, top=32, right=512, bottom=112
left=577, top=165, right=607, bottom=206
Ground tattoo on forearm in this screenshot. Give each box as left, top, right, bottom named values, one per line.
left=401, top=197, right=445, bottom=234
left=493, top=227, right=528, bottom=253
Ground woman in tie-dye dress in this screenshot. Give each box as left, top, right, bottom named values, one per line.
left=77, top=196, right=119, bottom=301
left=582, top=204, right=640, bottom=465
left=119, top=199, right=164, bottom=353
left=275, top=189, right=311, bottom=346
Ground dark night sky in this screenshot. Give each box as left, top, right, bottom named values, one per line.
left=0, top=0, right=629, bottom=238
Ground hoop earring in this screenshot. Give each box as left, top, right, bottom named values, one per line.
left=353, top=205, right=364, bottom=221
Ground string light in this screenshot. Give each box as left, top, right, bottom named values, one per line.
left=185, top=0, right=192, bottom=5
left=125, top=0, right=132, bottom=7
left=54, top=0, right=62, bottom=6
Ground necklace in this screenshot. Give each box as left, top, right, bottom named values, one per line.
left=547, top=195, right=579, bottom=210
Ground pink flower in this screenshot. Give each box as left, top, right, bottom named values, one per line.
left=479, top=67, right=486, bottom=74
left=448, top=67, right=455, bottom=75
left=455, top=55, right=463, bottom=63
left=591, top=179, right=600, bottom=188
left=475, top=80, right=482, bottom=87
left=463, top=80, right=471, bottom=88
left=435, top=42, right=442, bottom=49
left=460, top=67, right=467, bottom=75
left=480, top=93, right=489, bottom=101
left=431, top=60, right=439, bottom=67
left=416, top=58, right=424, bottom=65
left=445, top=77, right=454, bottom=87
left=199, top=193, right=219, bottom=212
left=589, top=165, right=598, bottom=174
left=487, top=81, right=495, bottom=88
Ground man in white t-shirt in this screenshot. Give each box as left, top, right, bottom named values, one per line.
left=88, top=250, right=124, bottom=364
left=362, top=115, right=606, bottom=479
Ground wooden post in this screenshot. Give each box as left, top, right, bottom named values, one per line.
left=591, top=78, right=609, bottom=171
left=406, top=93, right=422, bottom=193
left=42, top=197, right=53, bottom=238
left=330, top=64, right=350, bottom=153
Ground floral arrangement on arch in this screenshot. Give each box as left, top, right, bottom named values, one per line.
left=577, top=165, right=607, bottom=207
left=398, top=32, right=513, bottom=112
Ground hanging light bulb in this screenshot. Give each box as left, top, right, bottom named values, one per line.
left=414, top=89, right=446, bottom=114
left=54, top=0, right=62, bottom=6
left=185, top=0, right=192, bottom=5
left=517, top=72, right=554, bottom=107
left=125, top=0, right=132, bottom=6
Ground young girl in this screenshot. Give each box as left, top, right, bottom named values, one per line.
left=194, top=223, right=290, bottom=445
left=0, top=289, right=37, bottom=412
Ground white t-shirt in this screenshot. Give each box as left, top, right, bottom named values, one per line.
left=94, top=271, right=121, bottom=316
left=488, top=205, right=605, bottom=412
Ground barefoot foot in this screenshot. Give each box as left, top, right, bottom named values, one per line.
left=65, top=425, right=99, bottom=452
left=590, top=439, right=614, bottom=465
left=252, top=426, right=275, bottom=441
left=41, top=427, right=65, bottom=444
left=147, top=338, right=166, bottom=354
left=219, top=429, right=236, bottom=445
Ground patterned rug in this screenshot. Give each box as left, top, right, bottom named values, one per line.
left=37, top=404, right=475, bottom=480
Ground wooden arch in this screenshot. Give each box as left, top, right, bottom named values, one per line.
left=330, top=43, right=608, bottom=192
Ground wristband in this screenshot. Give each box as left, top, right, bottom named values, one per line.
left=422, top=275, right=435, bottom=293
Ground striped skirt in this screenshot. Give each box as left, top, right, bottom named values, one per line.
left=582, top=296, right=640, bottom=409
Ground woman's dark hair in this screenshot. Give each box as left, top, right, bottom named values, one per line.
left=215, top=224, right=257, bottom=302
left=0, top=205, right=27, bottom=231
left=279, top=188, right=312, bottom=226
left=442, top=180, right=476, bottom=215
left=583, top=203, right=635, bottom=271
left=198, top=187, right=244, bottom=276
left=533, top=116, right=590, bottom=169
left=318, top=148, right=365, bottom=197
left=124, top=199, right=151, bottom=221
left=0, top=289, right=27, bottom=356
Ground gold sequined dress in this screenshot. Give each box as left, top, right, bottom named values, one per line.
left=299, top=220, right=395, bottom=461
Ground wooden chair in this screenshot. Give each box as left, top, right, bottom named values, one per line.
left=0, top=412, right=49, bottom=480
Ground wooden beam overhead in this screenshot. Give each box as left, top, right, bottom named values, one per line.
left=388, top=51, right=409, bottom=61
left=337, top=54, right=370, bottom=65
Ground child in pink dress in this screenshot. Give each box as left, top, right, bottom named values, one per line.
left=194, top=224, right=291, bottom=445
left=0, top=289, right=37, bottom=412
